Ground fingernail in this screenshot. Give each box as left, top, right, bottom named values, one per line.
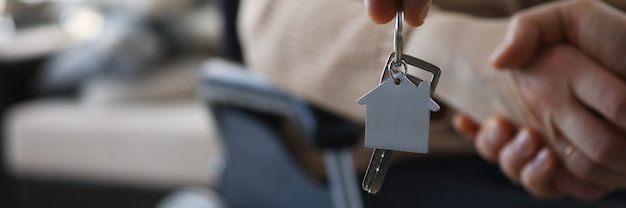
left=484, top=118, right=501, bottom=144
left=533, top=149, right=551, bottom=172
left=513, top=129, right=533, bottom=159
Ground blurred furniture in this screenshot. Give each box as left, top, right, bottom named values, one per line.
left=215, top=0, right=242, bottom=63
left=195, top=1, right=362, bottom=207
left=201, top=59, right=363, bottom=208
left=0, top=57, right=47, bottom=208
left=1, top=10, right=75, bottom=207
left=5, top=99, right=222, bottom=208
left=3, top=56, right=223, bottom=208
left=1, top=1, right=225, bottom=208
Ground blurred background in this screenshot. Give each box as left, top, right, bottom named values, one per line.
left=0, top=0, right=238, bottom=207
left=9, top=0, right=626, bottom=208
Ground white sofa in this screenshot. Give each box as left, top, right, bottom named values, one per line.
left=5, top=99, right=223, bottom=188
left=4, top=57, right=225, bottom=194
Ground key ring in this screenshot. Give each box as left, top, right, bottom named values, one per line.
left=386, top=54, right=408, bottom=84
left=393, top=9, right=403, bottom=67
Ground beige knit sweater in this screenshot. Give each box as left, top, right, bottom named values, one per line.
left=237, top=0, right=626, bottom=171
left=237, top=0, right=626, bottom=159
left=238, top=0, right=626, bottom=123
left=238, top=0, right=531, bottom=121
left=236, top=0, right=550, bottom=155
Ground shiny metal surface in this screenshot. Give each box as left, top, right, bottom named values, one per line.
left=362, top=149, right=394, bottom=194
left=393, top=10, right=403, bottom=67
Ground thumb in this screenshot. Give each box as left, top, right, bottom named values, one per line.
left=489, top=0, right=626, bottom=71
left=489, top=1, right=570, bottom=70
left=489, top=18, right=542, bottom=70
left=364, top=0, right=398, bottom=24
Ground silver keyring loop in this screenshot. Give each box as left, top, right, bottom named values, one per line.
left=393, top=10, right=403, bottom=67
left=387, top=59, right=408, bottom=83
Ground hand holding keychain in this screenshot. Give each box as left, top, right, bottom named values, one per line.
left=358, top=7, right=441, bottom=194
left=364, top=0, right=432, bottom=26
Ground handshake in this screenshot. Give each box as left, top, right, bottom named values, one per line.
left=367, top=0, right=626, bottom=201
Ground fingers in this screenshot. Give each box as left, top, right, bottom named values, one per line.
left=499, top=133, right=609, bottom=201
left=403, top=0, right=431, bottom=26
left=498, top=128, right=542, bottom=184
left=364, top=0, right=431, bottom=26
left=519, top=148, right=563, bottom=199
left=464, top=114, right=612, bottom=200
left=490, top=1, right=568, bottom=69
left=518, top=45, right=626, bottom=184
left=548, top=131, right=626, bottom=189
left=452, top=113, right=479, bottom=141
left=559, top=0, right=626, bottom=77
left=474, top=116, right=514, bottom=162
left=491, top=0, right=626, bottom=72
left=554, top=98, right=626, bottom=176
left=548, top=45, right=626, bottom=174
left=364, top=0, right=398, bottom=24
left=569, top=53, right=626, bottom=137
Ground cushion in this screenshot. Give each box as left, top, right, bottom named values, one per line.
left=5, top=99, right=223, bottom=188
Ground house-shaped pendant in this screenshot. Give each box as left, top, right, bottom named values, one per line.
left=358, top=72, right=440, bottom=153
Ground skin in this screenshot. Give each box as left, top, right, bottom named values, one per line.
left=454, top=0, right=626, bottom=201
left=454, top=114, right=609, bottom=201
left=492, top=0, right=626, bottom=72
left=454, top=42, right=626, bottom=201
left=364, top=0, right=432, bottom=26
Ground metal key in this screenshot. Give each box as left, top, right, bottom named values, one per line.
left=362, top=148, right=394, bottom=194
left=361, top=56, right=440, bottom=194
left=360, top=55, right=402, bottom=194
left=361, top=9, right=441, bottom=194
left=361, top=7, right=406, bottom=195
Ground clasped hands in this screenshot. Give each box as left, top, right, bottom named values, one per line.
left=453, top=0, right=626, bottom=201
left=366, top=0, right=626, bottom=201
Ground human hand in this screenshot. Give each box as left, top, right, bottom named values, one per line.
left=364, top=0, right=432, bottom=26
left=453, top=114, right=611, bottom=201
left=479, top=0, right=626, bottom=195
left=448, top=45, right=626, bottom=200
left=492, top=0, right=626, bottom=72
left=398, top=0, right=626, bottom=199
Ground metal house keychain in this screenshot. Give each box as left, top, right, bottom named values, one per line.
left=358, top=10, right=441, bottom=194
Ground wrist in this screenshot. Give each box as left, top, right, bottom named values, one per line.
left=406, top=11, right=510, bottom=123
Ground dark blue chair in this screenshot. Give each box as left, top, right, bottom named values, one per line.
left=200, top=60, right=363, bottom=208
